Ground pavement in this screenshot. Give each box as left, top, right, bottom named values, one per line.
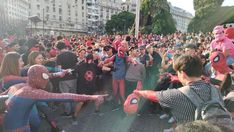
left=38, top=100, right=173, bottom=132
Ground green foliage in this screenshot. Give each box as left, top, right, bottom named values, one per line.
left=140, top=0, right=176, bottom=34
left=105, top=11, right=135, bottom=34
left=193, top=0, right=224, bottom=17
left=188, top=6, right=234, bottom=32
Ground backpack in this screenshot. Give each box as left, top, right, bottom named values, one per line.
left=179, top=85, right=232, bottom=121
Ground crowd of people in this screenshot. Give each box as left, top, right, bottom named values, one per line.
left=0, top=25, right=234, bottom=132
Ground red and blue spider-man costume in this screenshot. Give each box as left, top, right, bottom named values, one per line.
left=3, top=65, right=106, bottom=132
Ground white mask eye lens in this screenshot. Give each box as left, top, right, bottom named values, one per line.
left=131, top=98, right=138, bottom=104
left=42, top=73, right=49, bottom=80
left=213, top=56, right=219, bottom=62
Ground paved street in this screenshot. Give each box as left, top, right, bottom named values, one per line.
left=39, top=100, right=172, bottom=132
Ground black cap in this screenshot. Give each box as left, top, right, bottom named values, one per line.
left=103, top=45, right=112, bottom=51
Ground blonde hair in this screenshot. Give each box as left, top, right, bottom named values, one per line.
left=0, top=52, right=21, bottom=77
left=28, top=51, right=43, bottom=66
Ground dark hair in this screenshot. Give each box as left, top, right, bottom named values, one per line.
left=27, top=38, right=39, bottom=49
left=103, top=45, right=110, bottom=51
left=173, top=55, right=203, bottom=77
left=56, top=42, right=67, bottom=50
left=126, top=36, right=131, bottom=42
left=18, top=39, right=26, bottom=46
left=57, top=36, right=63, bottom=41
left=220, top=73, right=232, bottom=96
left=184, top=44, right=197, bottom=50
left=0, top=52, right=21, bottom=77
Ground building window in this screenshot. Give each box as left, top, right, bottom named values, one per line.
left=59, top=8, right=62, bottom=14
left=59, top=16, right=62, bottom=21
left=46, top=6, right=49, bottom=12
left=53, top=7, right=55, bottom=12
left=53, top=15, right=56, bottom=19
left=46, top=14, right=49, bottom=20
left=37, top=5, right=40, bottom=10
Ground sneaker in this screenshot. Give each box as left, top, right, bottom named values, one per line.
left=112, top=107, right=120, bottom=111
left=60, top=112, right=72, bottom=117
left=111, top=103, right=120, bottom=111
left=160, top=114, right=169, bottom=119
left=163, top=128, right=173, bottom=132
left=168, top=117, right=175, bottom=124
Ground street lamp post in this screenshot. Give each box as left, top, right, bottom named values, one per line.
left=135, top=0, right=141, bottom=39
left=43, top=8, right=45, bottom=36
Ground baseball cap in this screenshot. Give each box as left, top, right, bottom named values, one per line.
left=210, top=51, right=232, bottom=74
left=124, top=93, right=140, bottom=115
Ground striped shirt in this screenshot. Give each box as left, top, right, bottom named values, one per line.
left=156, top=80, right=223, bottom=124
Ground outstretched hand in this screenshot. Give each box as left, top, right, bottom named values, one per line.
left=52, top=69, right=74, bottom=78
left=93, top=94, right=108, bottom=107
left=133, top=90, right=142, bottom=97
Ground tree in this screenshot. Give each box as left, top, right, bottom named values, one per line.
left=194, top=0, right=224, bottom=17
left=140, top=0, right=176, bottom=34
left=188, top=0, right=225, bottom=32
left=105, top=11, right=135, bottom=34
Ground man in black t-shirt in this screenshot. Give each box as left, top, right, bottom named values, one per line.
left=76, top=54, right=101, bottom=95
left=56, top=42, right=77, bottom=115
left=75, top=54, right=102, bottom=115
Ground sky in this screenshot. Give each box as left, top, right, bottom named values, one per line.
left=167, top=0, right=234, bottom=16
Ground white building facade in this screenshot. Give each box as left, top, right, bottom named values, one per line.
left=28, top=0, right=87, bottom=35
left=121, top=0, right=136, bottom=14
left=169, top=3, right=194, bottom=32
left=6, top=0, right=29, bottom=23
left=0, top=0, right=29, bottom=35
left=99, top=0, right=122, bottom=24
left=0, top=0, right=28, bottom=26
left=86, top=0, right=100, bottom=33
left=86, top=0, right=122, bottom=33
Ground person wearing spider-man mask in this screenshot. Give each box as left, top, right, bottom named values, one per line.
left=210, top=25, right=234, bottom=65
left=2, top=65, right=107, bottom=132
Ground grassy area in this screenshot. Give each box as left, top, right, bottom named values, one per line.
left=189, top=6, right=234, bottom=32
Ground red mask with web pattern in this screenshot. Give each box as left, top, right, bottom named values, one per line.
left=28, top=65, right=50, bottom=89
